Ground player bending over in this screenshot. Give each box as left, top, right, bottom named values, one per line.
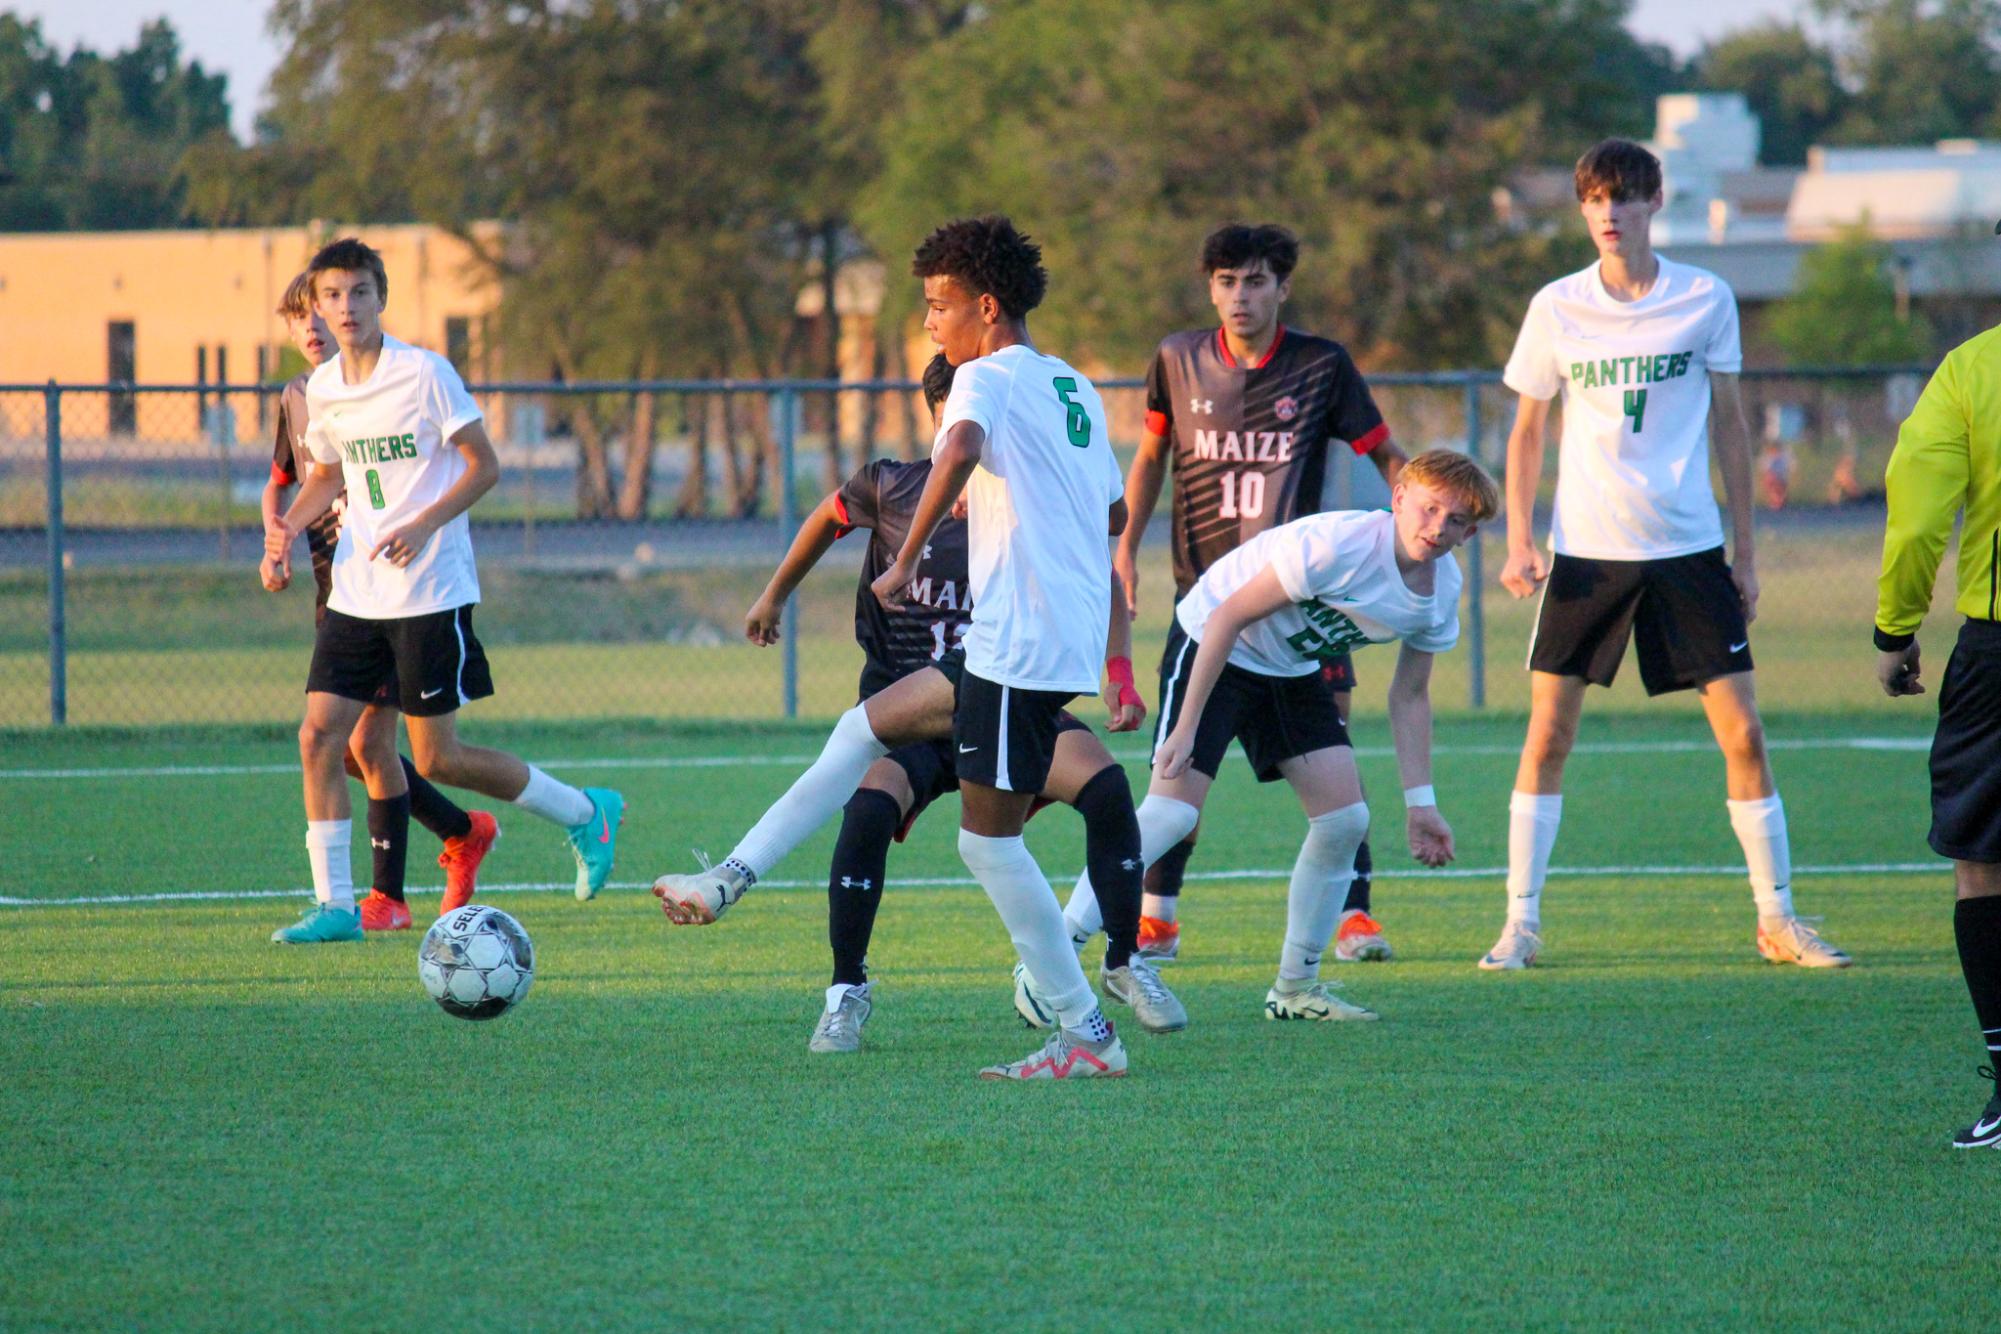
left=1046, top=449, right=1496, bottom=1022
left=1105, top=223, right=1408, bottom=967
left=259, top=270, right=497, bottom=932
left=657, top=216, right=1146, bottom=1079
left=264, top=237, right=623, bottom=943
left=736, top=353, right=1184, bottom=1053
left=1481, top=139, right=1848, bottom=970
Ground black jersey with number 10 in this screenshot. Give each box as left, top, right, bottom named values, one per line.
left=1146, top=326, right=1389, bottom=597
left=835, top=458, right=973, bottom=699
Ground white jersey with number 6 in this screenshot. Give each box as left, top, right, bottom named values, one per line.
left=1503, top=255, right=1741, bottom=561
left=304, top=335, right=485, bottom=620
left=935, top=343, right=1121, bottom=693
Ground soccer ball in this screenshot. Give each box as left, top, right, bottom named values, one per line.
left=418, top=905, right=535, bottom=1020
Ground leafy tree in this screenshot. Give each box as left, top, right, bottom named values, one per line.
left=1693, top=23, right=1847, bottom=164
left=1767, top=224, right=1933, bottom=365
left=1817, top=0, right=2001, bottom=144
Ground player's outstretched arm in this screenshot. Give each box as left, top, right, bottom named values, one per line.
left=1499, top=393, right=1553, bottom=599
left=747, top=494, right=846, bottom=646
left=1709, top=372, right=1759, bottom=621
left=1154, top=566, right=1291, bottom=779
left=874, top=421, right=982, bottom=609
left=1115, top=429, right=1169, bottom=616
left=1388, top=643, right=1453, bottom=867
left=1364, top=434, right=1411, bottom=489
left=369, top=422, right=499, bottom=568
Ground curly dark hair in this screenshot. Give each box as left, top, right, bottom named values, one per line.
left=911, top=216, right=1047, bottom=319
left=1201, top=224, right=1299, bottom=281
left=1574, top=139, right=1661, bottom=203
left=306, top=236, right=389, bottom=305
left=920, top=352, right=956, bottom=414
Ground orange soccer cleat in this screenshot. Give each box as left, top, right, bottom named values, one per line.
left=358, top=889, right=413, bottom=932
left=1334, top=910, right=1393, bottom=963
left=1136, top=915, right=1180, bottom=963
left=438, top=811, right=499, bottom=913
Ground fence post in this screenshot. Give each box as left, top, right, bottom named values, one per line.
left=1463, top=377, right=1486, bottom=710
left=45, top=380, right=66, bottom=726
left=777, top=387, right=799, bottom=719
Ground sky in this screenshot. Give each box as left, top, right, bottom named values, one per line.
left=27, top=0, right=1814, bottom=143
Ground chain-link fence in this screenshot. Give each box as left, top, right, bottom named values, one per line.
left=0, top=366, right=1932, bottom=729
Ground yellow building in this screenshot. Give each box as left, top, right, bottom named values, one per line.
left=0, top=222, right=503, bottom=443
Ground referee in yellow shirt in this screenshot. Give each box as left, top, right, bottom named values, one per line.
left=1876, top=285, right=2001, bottom=1149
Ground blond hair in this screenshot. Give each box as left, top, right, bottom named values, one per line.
left=276, top=270, right=314, bottom=319
left=1400, top=448, right=1500, bottom=522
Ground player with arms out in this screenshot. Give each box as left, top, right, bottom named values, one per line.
left=1049, top=450, right=1495, bottom=1023
left=258, top=270, right=497, bottom=931
left=1083, top=223, right=1408, bottom=967
left=1481, top=139, right=1848, bottom=970
left=263, top=237, right=623, bottom=943
left=656, top=216, right=1153, bottom=1078
left=736, top=353, right=1182, bottom=1053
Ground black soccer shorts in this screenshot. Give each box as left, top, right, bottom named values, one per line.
left=1527, top=547, right=1753, bottom=696
left=307, top=605, right=494, bottom=717
left=1152, top=620, right=1350, bottom=782
left=952, top=669, right=1078, bottom=794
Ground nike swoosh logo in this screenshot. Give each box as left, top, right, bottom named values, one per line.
left=596, top=813, right=611, bottom=844
left=420, top=687, right=445, bottom=699
left=958, top=744, right=978, bottom=753
left=1976, top=1114, right=2001, bottom=1137
left=1728, top=641, right=1748, bottom=654
left=1302, top=956, right=1320, bottom=967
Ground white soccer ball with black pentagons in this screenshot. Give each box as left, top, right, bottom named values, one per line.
left=419, top=905, right=534, bottom=1020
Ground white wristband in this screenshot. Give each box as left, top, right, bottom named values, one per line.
left=1402, top=785, right=1437, bottom=809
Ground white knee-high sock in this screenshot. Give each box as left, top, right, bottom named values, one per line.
left=961, top=829, right=1103, bottom=1035
left=1064, top=794, right=1200, bottom=942
left=513, top=765, right=594, bottom=828
left=1506, top=792, right=1563, bottom=926
left=306, top=819, right=355, bottom=911
left=1279, top=802, right=1370, bottom=982
left=1727, top=793, right=1794, bottom=920
left=728, top=705, right=889, bottom=880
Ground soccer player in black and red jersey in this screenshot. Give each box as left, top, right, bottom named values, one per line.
left=1066, top=223, right=1408, bottom=964
left=738, top=355, right=1185, bottom=1053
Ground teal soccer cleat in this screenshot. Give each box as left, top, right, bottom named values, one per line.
left=566, top=787, right=625, bottom=901
left=270, top=903, right=365, bottom=944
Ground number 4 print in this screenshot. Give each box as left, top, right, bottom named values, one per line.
left=1623, top=388, right=1648, bottom=433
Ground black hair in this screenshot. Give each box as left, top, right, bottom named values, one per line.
left=1574, top=139, right=1662, bottom=203
left=910, top=215, right=1047, bottom=319
left=920, top=352, right=955, bottom=414
left=1200, top=223, right=1299, bottom=281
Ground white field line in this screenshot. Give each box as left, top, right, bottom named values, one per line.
left=0, top=861, right=1946, bottom=909
left=0, top=734, right=1931, bottom=782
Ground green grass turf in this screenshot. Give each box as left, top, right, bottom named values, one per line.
left=3, top=711, right=1998, bottom=1327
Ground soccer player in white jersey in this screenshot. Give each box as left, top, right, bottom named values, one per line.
left=263, top=237, right=624, bottom=943
left=655, top=217, right=1157, bottom=1078
left=1048, top=450, right=1496, bottom=1021
left=1480, top=140, right=1850, bottom=970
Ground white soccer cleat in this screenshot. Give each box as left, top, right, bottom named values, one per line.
left=652, top=863, right=749, bottom=925
left=808, top=982, right=872, bottom=1054
left=1478, top=921, right=1542, bottom=971
left=978, top=1028, right=1128, bottom=1080
left=1264, top=978, right=1378, bottom=1022
left=1100, top=957, right=1188, bottom=1033
left=1013, top=960, right=1057, bottom=1029
left=1756, top=915, right=1853, bottom=968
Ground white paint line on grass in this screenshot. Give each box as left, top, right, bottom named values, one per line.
left=0, top=733, right=1931, bottom=782
left=0, top=861, right=1946, bottom=909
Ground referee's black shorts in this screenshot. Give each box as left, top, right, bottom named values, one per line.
left=1930, top=618, right=2001, bottom=863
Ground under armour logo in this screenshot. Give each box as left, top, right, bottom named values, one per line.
left=1190, top=397, right=1213, bottom=414
left=1121, top=859, right=1139, bottom=871
left=841, top=876, right=874, bottom=891
left=370, top=838, right=391, bottom=850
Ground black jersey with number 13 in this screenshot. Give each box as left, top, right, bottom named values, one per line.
left=1146, top=326, right=1389, bottom=597
left=835, top=458, right=973, bottom=698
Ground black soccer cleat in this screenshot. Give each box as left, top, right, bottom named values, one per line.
left=1951, top=1067, right=2001, bottom=1150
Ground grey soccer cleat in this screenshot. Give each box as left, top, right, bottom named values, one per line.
left=1101, top=957, right=1188, bottom=1033
left=808, top=982, right=872, bottom=1054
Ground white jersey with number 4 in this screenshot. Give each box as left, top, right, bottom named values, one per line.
left=1503, top=255, right=1742, bottom=560
left=935, top=343, right=1121, bottom=693
left=304, top=334, right=485, bottom=619
left=1176, top=508, right=1461, bottom=678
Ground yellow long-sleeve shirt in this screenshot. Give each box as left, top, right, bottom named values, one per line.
left=1875, top=326, right=2001, bottom=647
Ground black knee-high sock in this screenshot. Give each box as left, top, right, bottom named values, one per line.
left=1144, top=837, right=1197, bottom=904
left=1955, top=895, right=2001, bottom=1068
left=1341, top=839, right=1374, bottom=915
left=399, top=755, right=473, bottom=842
left=1076, top=767, right=1142, bottom=970
left=828, top=790, right=900, bottom=987
left=367, top=792, right=412, bottom=903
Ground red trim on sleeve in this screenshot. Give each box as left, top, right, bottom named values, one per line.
left=1349, top=422, right=1391, bottom=457
left=1143, top=409, right=1169, bottom=437
left=1214, top=324, right=1286, bottom=369
left=831, top=493, right=854, bottom=537
left=270, top=462, right=297, bottom=485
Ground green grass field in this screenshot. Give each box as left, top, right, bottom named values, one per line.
left=4, top=708, right=1997, bottom=1328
